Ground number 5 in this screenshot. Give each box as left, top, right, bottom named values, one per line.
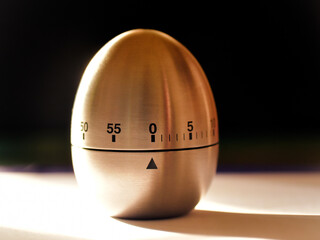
left=114, top=123, right=121, bottom=134
left=187, top=121, right=193, bottom=131
left=107, top=123, right=113, bottom=133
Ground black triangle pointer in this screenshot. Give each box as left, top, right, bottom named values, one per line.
left=146, top=158, right=157, bottom=169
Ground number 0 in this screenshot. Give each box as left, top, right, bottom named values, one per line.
left=149, top=123, right=157, bottom=134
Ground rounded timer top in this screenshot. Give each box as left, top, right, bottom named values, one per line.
left=71, top=29, right=219, bottom=219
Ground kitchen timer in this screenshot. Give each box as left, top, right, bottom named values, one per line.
left=71, top=29, right=219, bottom=219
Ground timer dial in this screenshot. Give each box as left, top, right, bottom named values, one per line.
left=71, top=29, right=219, bottom=219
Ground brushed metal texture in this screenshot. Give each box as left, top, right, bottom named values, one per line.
left=71, top=29, right=219, bottom=219
left=71, top=29, right=218, bottom=151
left=72, top=144, right=218, bottom=219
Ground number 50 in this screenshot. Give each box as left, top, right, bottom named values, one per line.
left=81, top=122, right=88, bottom=132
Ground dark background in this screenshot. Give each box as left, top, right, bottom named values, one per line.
left=1, top=0, right=319, bottom=171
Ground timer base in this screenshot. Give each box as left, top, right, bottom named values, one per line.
left=72, top=145, right=219, bottom=219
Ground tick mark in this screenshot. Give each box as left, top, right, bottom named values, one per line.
left=189, top=132, right=192, bottom=140
left=151, top=135, right=155, bottom=142
left=183, top=133, right=185, bottom=140
left=83, top=133, right=85, bottom=140
left=112, top=135, right=116, bottom=142
left=169, top=134, right=171, bottom=142
left=161, top=134, right=163, bottom=142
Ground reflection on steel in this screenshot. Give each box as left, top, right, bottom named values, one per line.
left=71, top=29, right=219, bottom=219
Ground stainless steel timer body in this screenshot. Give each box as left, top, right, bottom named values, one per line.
left=71, top=29, right=219, bottom=219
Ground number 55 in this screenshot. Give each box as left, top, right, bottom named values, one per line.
left=107, top=123, right=121, bottom=134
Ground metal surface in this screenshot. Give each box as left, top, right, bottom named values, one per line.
left=72, top=145, right=218, bottom=219
left=71, top=29, right=219, bottom=219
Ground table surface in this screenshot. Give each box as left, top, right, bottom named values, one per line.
left=0, top=171, right=319, bottom=240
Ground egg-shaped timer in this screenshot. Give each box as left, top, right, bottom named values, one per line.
left=71, top=29, right=219, bottom=219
